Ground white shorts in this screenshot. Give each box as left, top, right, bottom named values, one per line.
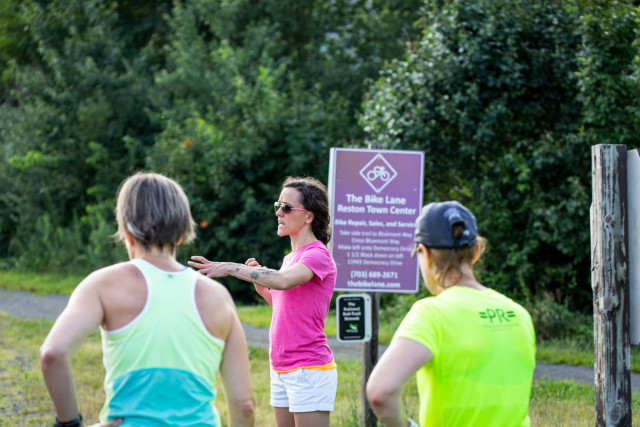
left=270, top=367, right=338, bottom=412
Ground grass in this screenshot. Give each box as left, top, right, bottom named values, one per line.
left=238, top=302, right=640, bottom=373
left=0, top=270, right=84, bottom=295
left=536, top=337, right=640, bottom=373
left=529, top=378, right=640, bottom=426
left=2, top=267, right=640, bottom=373
left=3, top=269, right=640, bottom=424
left=2, top=312, right=640, bottom=425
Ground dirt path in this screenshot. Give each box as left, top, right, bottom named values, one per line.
left=2, top=289, right=639, bottom=391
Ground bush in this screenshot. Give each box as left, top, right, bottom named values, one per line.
left=360, top=0, right=640, bottom=312
left=523, top=297, right=592, bottom=343
left=14, top=207, right=127, bottom=275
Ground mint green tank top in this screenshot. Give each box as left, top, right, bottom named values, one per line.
left=99, top=259, right=225, bottom=426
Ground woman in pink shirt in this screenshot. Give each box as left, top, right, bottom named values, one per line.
left=189, top=176, right=337, bottom=427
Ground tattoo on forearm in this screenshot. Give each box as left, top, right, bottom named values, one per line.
left=250, top=271, right=259, bottom=280
left=261, top=270, right=271, bottom=276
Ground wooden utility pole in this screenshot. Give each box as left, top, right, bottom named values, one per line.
left=359, top=145, right=383, bottom=427
left=591, top=144, right=632, bottom=426
left=361, top=291, right=379, bottom=427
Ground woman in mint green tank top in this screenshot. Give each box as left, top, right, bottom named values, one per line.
left=40, top=172, right=255, bottom=427
left=366, top=201, right=536, bottom=427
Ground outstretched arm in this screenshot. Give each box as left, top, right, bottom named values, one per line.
left=188, top=256, right=314, bottom=291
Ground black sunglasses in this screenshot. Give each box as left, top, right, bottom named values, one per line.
left=274, top=201, right=308, bottom=214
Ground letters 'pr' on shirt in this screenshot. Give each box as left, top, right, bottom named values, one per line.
left=395, top=286, right=536, bottom=427
left=270, top=240, right=337, bottom=372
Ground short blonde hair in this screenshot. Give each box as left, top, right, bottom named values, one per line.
left=115, top=172, right=195, bottom=250
left=430, top=232, right=487, bottom=291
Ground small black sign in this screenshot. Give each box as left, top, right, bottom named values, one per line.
left=337, top=294, right=371, bottom=342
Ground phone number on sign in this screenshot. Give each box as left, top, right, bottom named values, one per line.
left=350, top=270, right=398, bottom=279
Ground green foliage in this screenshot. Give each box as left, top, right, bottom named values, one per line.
left=537, top=337, right=640, bottom=373
left=523, top=297, right=593, bottom=342
left=535, top=337, right=595, bottom=369
left=0, top=0, right=38, bottom=100
left=360, top=0, right=640, bottom=310
left=144, top=0, right=422, bottom=300
left=0, top=0, right=168, bottom=271
left=577, top=0, right=640, bottom=147
left=0, top=0, right=423, bottom=299
left=0, top=270, right=85, bottom=295
left=1, top=0, right=639, bottom=310
left=13, top=208, right=127, bottom=275
left=531, top=377, right=594, bottom=403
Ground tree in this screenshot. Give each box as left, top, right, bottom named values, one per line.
left=577, top=0, right=640, bottom=148
left=147, top=0, right=422, bottom=300
left=0, top=0, right=170, bottom=271
left=0, top=0, right=423, bottom=289
left=360, top=0, right=640, bottom=310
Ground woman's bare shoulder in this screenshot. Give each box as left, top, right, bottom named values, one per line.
left=76, top=261, right=141, bottom=295
left=195, top=275, right=233, bottom=303
left=193, top=275, right=239, bottom=340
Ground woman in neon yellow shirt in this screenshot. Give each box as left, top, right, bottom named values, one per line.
left=366, top=201, right=536, bottom=427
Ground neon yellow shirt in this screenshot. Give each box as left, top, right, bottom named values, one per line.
left=394, top=286, right=535, bottom=427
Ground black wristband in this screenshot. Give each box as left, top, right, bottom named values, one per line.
left=53, top=413, right=82, bottom=427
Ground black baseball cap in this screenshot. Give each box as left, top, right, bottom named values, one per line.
left=411, top=201, right=478, bottom=256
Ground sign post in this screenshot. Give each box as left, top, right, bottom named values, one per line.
left=361, top=292, right=379, bottom=427
left=328, top=147, right=424, bottom=426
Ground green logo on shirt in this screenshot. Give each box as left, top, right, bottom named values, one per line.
left=479, top=308, right=516, bottom=324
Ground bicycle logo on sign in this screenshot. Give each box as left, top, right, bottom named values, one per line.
left=366, top=165, right=391, bottom=182
left=359, top=154, right=398, bottom=193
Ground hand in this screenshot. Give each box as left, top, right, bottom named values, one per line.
left=253, top=283, right=270, bottom=296
left=87, top=418, right=123, bottom=427
left=188, top=256, right=228, bottom=278
left=245, top=258, right=261, bottom=268
left=246, top=258, right=272, bottom=301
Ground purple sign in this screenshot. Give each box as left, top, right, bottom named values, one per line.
left=328, top=148, right=424, bottom=293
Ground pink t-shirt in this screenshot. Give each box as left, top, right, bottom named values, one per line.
left=269, top=240, right=337, bottom=371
